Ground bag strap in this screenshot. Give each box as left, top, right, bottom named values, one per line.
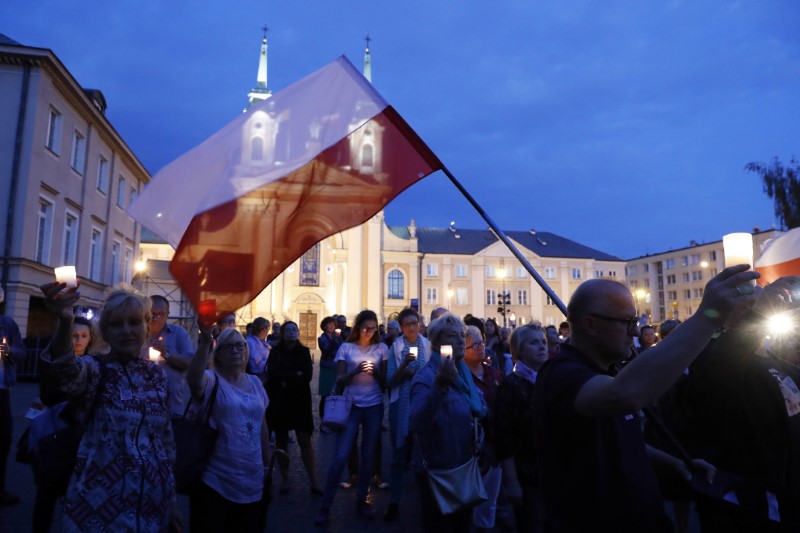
left=203, top=373, right=220, bottom=424
left=642, top=406, right=693, bottom=466
left=414, top=416, right=481, bottom=471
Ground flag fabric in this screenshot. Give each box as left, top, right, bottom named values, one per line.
left=129, top=56, right=442, bottom=320
left=755, top=227, right=800, bottom=286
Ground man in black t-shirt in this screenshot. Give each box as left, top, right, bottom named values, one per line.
left=533, top=267, right=760, bottom=532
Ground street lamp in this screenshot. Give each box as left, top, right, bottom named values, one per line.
left=509, top=311, right=517, bottom=329
left=447, top=288, right=454, bottom=310
left=497, top=260, right=510, bottom=327
left=133, top=259, right=148, bottom=292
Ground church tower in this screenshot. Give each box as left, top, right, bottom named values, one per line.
left=363, top=34, right=372, bottom=82
left=246, top=25, right=272, bottom=110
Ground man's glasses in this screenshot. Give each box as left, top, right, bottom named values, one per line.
left=221, top=341, right=247, bottom=352
left=151, top=312, right=167, bottom=319
left=590, top=313, right=640, bottom=335
left=466, top=341, right=485, bottom=350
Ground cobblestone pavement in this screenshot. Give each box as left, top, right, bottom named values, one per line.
left=1, top=376, right=517, bottom=532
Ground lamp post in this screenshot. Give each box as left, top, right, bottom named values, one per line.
left=509, top=311, right=517, bottom=330
left=497, top=260, right=510, bottom=327
left=134, top=259, right=148, bottom=293
left=447, top=288, right=454, bottom=310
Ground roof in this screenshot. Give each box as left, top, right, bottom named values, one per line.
left=391, top=226, right=622, bottom=261
left=141, top=227, right=169, bottom=244
left=0, top=33, right=22, bottom=46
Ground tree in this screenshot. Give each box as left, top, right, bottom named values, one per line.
left=746, top=156, right=800, bottom=230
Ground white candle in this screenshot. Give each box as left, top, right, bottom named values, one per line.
left=440, top=345, right=453, bottom=357
left=409, top=346, right=418, bottom=358
left=148, top=347, right=160, bottom=362
left=722, top=233, right=754, bottom=268
left=54, top=266, right=78, bottom=288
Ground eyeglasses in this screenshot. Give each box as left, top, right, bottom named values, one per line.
left=402, top=320, right=419, bottom=328
left=466, top=341, right=485, bottom=350
left=361, top=326, right=378, bottom=333
left=220, top=341, right=247, bottom=351
left=151, top=312, right=167, bottom=319
left=590, top=313, right=640, bottom=335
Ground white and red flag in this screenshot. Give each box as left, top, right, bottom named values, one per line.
left=755, top=227, right=800, bottom=286
left=129, top=56, right=442, bottom=321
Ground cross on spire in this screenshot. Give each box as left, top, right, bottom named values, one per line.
left=365, top=33, right=371, bottom=50
left=262, top=24, right=269, bottom=40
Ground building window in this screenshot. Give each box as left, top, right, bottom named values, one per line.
left=71, top=130, right=86, bottom=174
left=97, top=157, right=109, bottom=193
left=546, top=296, right=556, bottom=306
left=486, top=290, right=496, bottom=305
left=111, top=241, right=121, bottom=286
left=117, top=176, right=126, bottom=207
left=387, top=269, right=404, bottom=299
left=572, top=268, right=582, bottom=280
left=665, top=259, right=675, bottom=269
left=682, top=272, right=690, bottom=282
left=46, top=107, right=62, bottom=154
left=517, top=289, right=528, bottom=306
left=35, top=197, right=54, bottom=264
left=62, top=211, right=79, bottom=266
left=709, top=251, right=717, bottom=261
left=710, top=268, right=718, bottom=276
left=456, top=288, right=467, bottom=306
left=630, top=281, right=638, bottom=289
left=644, top=278, right=650, bottom=288
left=455, top=264, right=467, bottom=277
left=545, top=267, right=556, bottom=279
left=626, top=265, right=638, bottom=276
left=426, top=287, right=438, bottom=305
left=89, top=228, right=103, bottom=281
left=426, top=263, right=438, bottom=277
left=595, top=270, right=604, bottom=278
left=361, top=143, right=374, bottom=169
left=681, top=256, right=689, bottom=267
left=694, top=288, right=704, bottom=298
left=644, top=264, right=650, bottom=273
left=684, top=289, right=691, bottom=299
left=130, top=185, right=138, bottom=206
left=609, top=270, right=617, bottom=277
left=692, top=270, right=703, bottom=281
left=485, top=265, right=495, bottom=278
left=124, top=246, right=133, bottom=283
left=516, top=267, right=527, bottom=278
left=666, top=274, right=676, bottom=285
left=668, top=290, right=677, bottom=300
left=299, top=243, right=320, bottom=286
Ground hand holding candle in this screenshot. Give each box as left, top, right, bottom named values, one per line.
left=408, top=346, right=418, bottom=360
left=148, top=346, right=160, bottom=362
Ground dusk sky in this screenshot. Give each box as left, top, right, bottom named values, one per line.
left=3, top=1, right=798, bottom=260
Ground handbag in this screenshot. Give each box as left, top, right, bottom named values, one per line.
left=419, top=418, right=488, bottom=515
left=321, top=392, right=351, bottom=431
left=172, top=373, right=220, bottom=494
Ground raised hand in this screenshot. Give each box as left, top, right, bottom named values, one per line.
left=695, top=265, right=761, bottom=327
left=39, top=281, right=80, bottom=320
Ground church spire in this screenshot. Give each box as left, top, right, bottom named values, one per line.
left=363, top=34, right=372, bottom=83
left=247, top=24, right=272, bottom=109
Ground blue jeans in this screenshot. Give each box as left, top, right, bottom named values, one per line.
left=322, top=403, right=384, bottom=508
left=389, top=401, right=410, bottom=504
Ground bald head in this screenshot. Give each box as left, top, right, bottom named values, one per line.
left=568, top=280, right=632, bottom=324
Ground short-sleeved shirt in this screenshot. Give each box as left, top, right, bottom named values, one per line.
left=151, top=324, right=196, bottom=414
left=533, top=343, right=672, bottom=532
left=335, top=342, right=387, bottom=407
left=200, top=369, right=268, bottom=504
left=246, top=335, right=270, bottom=375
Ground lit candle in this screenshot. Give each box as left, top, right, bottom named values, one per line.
left=54, top=266, right=78, bottom=288
left=722, top=232, right=754, bottom=269
left=335, top=328, right=342, bottom=335
left=440, top=345, right=453, bottom=357
left=408, top=346, right=418, bottom=359
left=148, top=347, right=160, bottom=362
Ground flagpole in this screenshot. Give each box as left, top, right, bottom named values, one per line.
left=440, top=165, right=568, bottom=317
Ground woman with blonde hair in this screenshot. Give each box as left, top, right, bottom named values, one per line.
left=39, top=281, right=179, bottom=532
left=186, top=325, right=271, bottom=532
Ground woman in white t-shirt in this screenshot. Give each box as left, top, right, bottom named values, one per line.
left=314, top=310, right=388, bottom=526
left=187, top=327, right=270, bottom=533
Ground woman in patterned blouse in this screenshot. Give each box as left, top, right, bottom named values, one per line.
left=40, top=281, right=179, bottom=532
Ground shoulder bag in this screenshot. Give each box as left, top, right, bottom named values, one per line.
left=173, top=373, right=220, bottom=494
left=321, top=390, right=351, bottom=431
left=418, top=417, right=488, bottom=515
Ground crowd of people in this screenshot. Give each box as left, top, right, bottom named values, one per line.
left=0, top=266, right=798, bottom=532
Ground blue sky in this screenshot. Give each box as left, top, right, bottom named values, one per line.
left=3, top=1, right=798, bottom=259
